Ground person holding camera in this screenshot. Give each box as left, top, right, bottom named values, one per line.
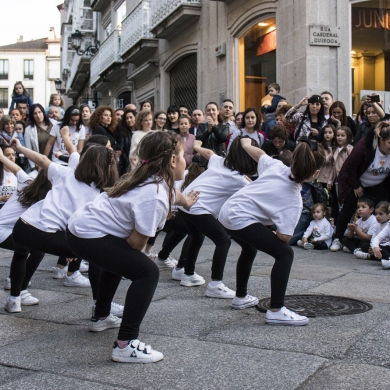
left=285, top=95, right=327, bottom=142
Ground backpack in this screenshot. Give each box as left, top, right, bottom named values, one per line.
left=310, top=180, right=332, bottom=209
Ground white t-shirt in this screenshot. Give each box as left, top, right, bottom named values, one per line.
left=371, top=223, right=390, bottom=248
left=360, top=148, right=390, bottom=187
left=219, top=154, right=302, bottom=235
left=49, top=123, right=86, bottom=164
left=0, top=170, right=33, bottom=243
left=0, top=170, right=17, bottom=205
left=355, top=214, right=379, bottom=238
left=21, top=157, right=100, bottom=232
left=303, top=218, right=333, bottom=247
left=228, top=128, right=264, bottom=151
left=179, top=154, right=250, bottom=218
left=68, top=178, right=170, bottom=239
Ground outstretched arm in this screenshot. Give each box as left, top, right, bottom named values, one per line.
left=240, top=137, right=265, bottom=162
left=193, top=140, right=214, bottom=160
left=9, top=138, right=51, bottom=171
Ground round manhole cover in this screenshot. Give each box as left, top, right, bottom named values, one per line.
left=256, top=294, right=373, bottom=317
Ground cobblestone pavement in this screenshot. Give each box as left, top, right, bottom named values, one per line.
left=1, top=234, right=390, bottom=389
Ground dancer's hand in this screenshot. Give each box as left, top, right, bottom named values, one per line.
left=372, top=247, right=382, bottom=259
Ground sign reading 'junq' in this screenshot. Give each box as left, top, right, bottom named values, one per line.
left=309, top=25, right=341, bottom=47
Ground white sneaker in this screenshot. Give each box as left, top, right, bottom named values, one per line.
left=354, top=250, right=371, bottom=260
left=343, top=246, right=351, bottom=253
left=297, top=240, right=304, bottom=248
left=167, top=255, right=178, bottom=266
left=381, top=259, right=390, bottom=270
left=172, top=267, right=184, bottom=281
left=143, top=250, right=157, bottom=261
left=205, top=282, right=235, bottom=299
left=4, top=277, right=11, bottom=290
left=63, top=271, right=91, bottom=288
left=266, top=306, right=309, bottom=326
left=231, top=294, right=259, bottom=310
left=180, top=273, right=205, bottom=287
left=330, top=238, right=342, bottom=252
left=112, top=339, right=163, bottom=363
left=303, top=242, right=314, bottom=250
left=4, top=296, right=21, bottom=313
left=79, top=260, right=89, bottom=273
left=52, top=266, right=68, bottom=279
left=92, top=302, right=124, bottom=318
left=20, top=290, right=39, bottom=306
left=89, top=314, right=122, bottom=332
left=154, top=256, right=176, bottom=269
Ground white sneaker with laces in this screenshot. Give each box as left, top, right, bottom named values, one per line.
left=167, top=255, right=178, bottom=266
left=92, top=302, right=124, bottom=318
left=143, top=250, right=157, bottom=261
left=63, top=271, right=90, bottom=287
left=79, top=260, right=89, bottom=273
left=231, top=294, right=259, bottom=310
left=330, top=238, right=342, bottom=252
left=205, top=282, right=235, bottom=299
left=266, top=306, right=309, bottom=326
left=155, top=256, right=176, bottom=269
left=180, top=273, right=205, bottom=287
left=354, top=250, right=371, bottom=260
left=4, top=277, right=11, bottom=290
left=20, top=290, right=39, bottom=306
left=381, top=259, right=390, bottom=269
left=4, top=296, right=21, bottom=313
left=172, top=266, right=184, bottom=281
left=89, top=314, right=122, bottom=332
left=112, top=339, right=163, bottom=363
left=303, top=242, right=314, bottom=250
left=52, top=266, right=68, bottom=279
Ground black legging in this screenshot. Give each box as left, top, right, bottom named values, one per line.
left=0, top=233, right=45, bottom=294
left=57, top=256, right=82, bottom=273
left=66, top=230, right=159, bottom=341
left=225, top=223, right=294, bottom=309
left=179, top=210, right=231, bottom=280
left=334, top=180, right=390, bottom=240
left=11, top=219, right=79, bottom=296
left=158, top=213, right=196, bottom=269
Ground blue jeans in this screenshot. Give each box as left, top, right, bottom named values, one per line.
left=289, top=212, right=313, bottom=245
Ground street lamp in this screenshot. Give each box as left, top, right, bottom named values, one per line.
left=55, top=78, right=62, bottom=93
left=70, top=29, right=100, bottom=56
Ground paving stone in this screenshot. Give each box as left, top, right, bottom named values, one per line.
left=299, top=362, right=390, bottom=390
left=0, top=365, right=31, bottom=386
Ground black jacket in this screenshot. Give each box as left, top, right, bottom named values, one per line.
left=196, top=123, right=229, bottom=156
left=92, top=125, right=120, bottom=150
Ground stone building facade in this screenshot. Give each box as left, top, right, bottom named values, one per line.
left=61, top=0, right=390, bottom=116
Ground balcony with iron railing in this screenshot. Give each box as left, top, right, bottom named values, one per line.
left=120, top=0, right=158, bottom=63
left=90, top=30, right=125, bottom=87
left=150, top=0, right=201, bottom=39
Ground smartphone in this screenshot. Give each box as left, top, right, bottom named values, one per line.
left=371, top=95, right=380, bottom=103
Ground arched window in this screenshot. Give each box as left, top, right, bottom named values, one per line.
left=170, top=54, right=197, bottom=112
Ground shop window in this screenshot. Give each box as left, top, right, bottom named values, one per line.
left=351, top=1, right=390, bottom=114
left=238, top=17, right=276, bottom=111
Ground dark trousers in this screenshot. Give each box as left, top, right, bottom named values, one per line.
left=158, top=213, right=193, bottom=269
left=379, top=245, right=390, bottom=260
left=225, top=223, right=294, bottom=309
left=335, top=181, right=390, bottom=240
left=0, top=233, right=45, bottom=295
left=179, top=211, right=231, bottom=280
left=57, top=256, right=82, bottom=273
left=11, top=219, right=78, bottom=296
left=66, top=230, right=159, bottom=341
left=340, top=237, right=370, bottom=253
left=311, top=240, right=329, bottom=250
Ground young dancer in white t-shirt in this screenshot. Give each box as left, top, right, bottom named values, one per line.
left=4, top=132, right=118, bottom=314
left=43, top=106, right=86, bottom=165
left=178, top=136, right=258, bottom=298
left=297, top=203, right=333, bottom=249
left=0, top=146, right=18, bottom=208
left=66, top=131, right=199, bottom=363
left=219, top=138, right=325, bottom=324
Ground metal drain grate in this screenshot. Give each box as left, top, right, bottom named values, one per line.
left=256, top=295, right=373, bottom=317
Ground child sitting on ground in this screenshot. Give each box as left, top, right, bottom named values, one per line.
left=371, top=203, right=390, bottom=269
left=297, top=203, right=333, bottom=250
left=341, top=197, right=379, bottom=257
